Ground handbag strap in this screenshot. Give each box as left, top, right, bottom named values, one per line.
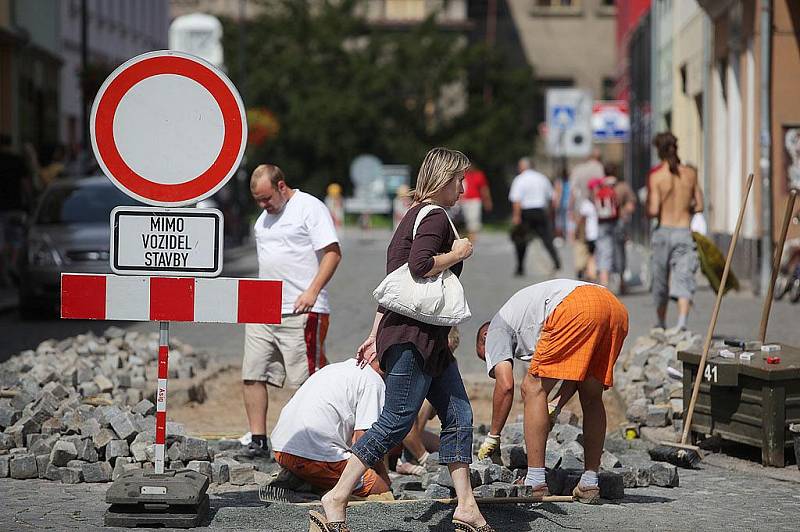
left=412, top=204, right=460, bottom=240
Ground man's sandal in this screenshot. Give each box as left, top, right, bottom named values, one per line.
left=452, top=519, right=496, bottom=532
left=309, top=510, right=351, bottom=532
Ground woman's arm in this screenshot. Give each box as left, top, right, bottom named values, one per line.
left=356, top=310, right=384, bottom=368
left=424, top=240, right=472, bottom=277
left=408, top=211, right=473, bottom=278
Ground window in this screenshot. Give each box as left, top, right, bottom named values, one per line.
left=535, top=0, right=578, bottom=5
left=385, top=0, right=426, bottom=20
left=602, top=77, right=616, bottom=100
left=531, top=0, right=583, bottom=15
left=680, top=64, right=688, bottom=95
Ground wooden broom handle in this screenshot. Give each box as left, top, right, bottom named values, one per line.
left=759, top=189, right=798, bottom=342
left=682, top=173, right=754, bottom=445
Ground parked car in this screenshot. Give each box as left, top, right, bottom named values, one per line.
left=17, top=176, right=143, bottom=319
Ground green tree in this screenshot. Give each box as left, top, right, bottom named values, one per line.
left=223, top=0, right=536, bottom=212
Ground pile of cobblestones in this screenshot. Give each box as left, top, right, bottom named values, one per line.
left=614, top=327, right=703, bottom=439
left=0, top=327, right=267, bottom=486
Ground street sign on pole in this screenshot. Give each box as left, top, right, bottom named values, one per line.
left=545, top=88, right=593, bottom=158
left=110, top=206, right=223, bottom=277
left=90, top=50, right=247, bottom=207
left=592, top=100, right=630, bottom=143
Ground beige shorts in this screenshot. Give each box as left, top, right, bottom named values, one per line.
left=242, top=312, right=329, bottom=387
left=461, top=199, right=483, bottom=233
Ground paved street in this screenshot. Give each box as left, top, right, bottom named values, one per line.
left=3, top=228, right=800, bottom=378
left=1, top=456, right=799, bottom=530
left=2, top=228, right=800, bottom=530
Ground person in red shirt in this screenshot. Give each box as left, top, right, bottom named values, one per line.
left=460, top=165, right=493, bottom=241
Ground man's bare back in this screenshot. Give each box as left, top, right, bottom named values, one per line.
left=647, top=163, right=703, bottom=228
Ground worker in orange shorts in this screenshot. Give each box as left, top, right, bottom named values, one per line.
left=475, top=279, right=628, bottom=504
left=270, top=358, right=391, bottom=497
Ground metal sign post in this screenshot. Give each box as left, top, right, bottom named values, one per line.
left=155, top=321, right=169, bottom=475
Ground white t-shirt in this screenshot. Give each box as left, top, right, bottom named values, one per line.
left=270, top=359, right=385, bottom=462
left=484, top=279, right=592, bottom=377
left=508, top=169, right=553, bottom=209
left=254, top=190, right=339, bottom=314
left=579, top=199, right=599, bottom=241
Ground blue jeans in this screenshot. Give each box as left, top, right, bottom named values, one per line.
left=351, top=343, right=474, bottom=467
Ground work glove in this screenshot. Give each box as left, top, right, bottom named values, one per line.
left=477, top=434, right=501, bottom=460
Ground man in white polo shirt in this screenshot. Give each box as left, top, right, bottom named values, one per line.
left=271, top=358, right=391, bottom=497
left=243, top=164, right=342, bottom=455
left=509, top=157, right=561, bottom=276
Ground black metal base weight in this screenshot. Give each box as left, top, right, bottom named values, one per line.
left=104, top=469, right=210, bottom=528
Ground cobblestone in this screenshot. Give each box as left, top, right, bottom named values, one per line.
left=0, top=458, right=798, bottom=530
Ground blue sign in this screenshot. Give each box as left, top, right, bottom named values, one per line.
left=550, top=105, right=575, bottom=129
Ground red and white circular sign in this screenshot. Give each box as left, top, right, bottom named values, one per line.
left=90, top=50, right=247, bottom=207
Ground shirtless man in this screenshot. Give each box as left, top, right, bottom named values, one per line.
left=647, top=132, right=704, bottom=330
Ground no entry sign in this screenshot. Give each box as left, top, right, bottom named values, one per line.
left=90, top=50, right=247, bottom=207
left=110, top=206, right=223, bottom=277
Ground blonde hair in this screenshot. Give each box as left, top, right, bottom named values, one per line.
left=410, top=147, right=470, bottom=203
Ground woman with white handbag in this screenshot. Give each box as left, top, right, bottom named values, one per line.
left=311, top=148, right=494, bottom=532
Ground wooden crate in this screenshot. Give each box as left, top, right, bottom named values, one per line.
left=678, top=344, right=800, bottom=466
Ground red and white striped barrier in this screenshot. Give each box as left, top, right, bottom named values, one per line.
left=61, top=273, right=282, bottom=473
left=61, top=273, right=282, bottom=324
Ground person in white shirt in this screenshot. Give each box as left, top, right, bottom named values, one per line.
left=244, top=164, right=342, bottom=455
left=474, top=280, right=628, bottom=504
left=271, top=358, right=391, bottom=497
left=509, top=157, right=561, bottom=276
left=577, top=192, right=599, bottom=281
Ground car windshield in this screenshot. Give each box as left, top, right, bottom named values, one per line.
left=36, top=183, right=145, bottom=224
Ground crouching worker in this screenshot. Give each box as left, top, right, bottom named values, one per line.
left=270, top=358, right=391, bottom=497
left=476, top=279, right=628, bottom=503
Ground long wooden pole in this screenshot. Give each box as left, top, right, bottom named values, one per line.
left=682, top=173, right=754, bottom=445
left=759, top=189, right=798, bottom=342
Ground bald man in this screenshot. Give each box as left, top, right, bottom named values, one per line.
left=243, top=164, right=342, bottom=456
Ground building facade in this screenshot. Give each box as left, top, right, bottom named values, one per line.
left=504, top=0, right=618, bottom=174
left=0, top=0, right=61, bottom=154
left=619, top=0, right=800, bottom=291
left=59, top=0, right=169, bottom=161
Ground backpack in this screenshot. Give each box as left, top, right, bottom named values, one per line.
left=593, top=181, right=619, bottom=221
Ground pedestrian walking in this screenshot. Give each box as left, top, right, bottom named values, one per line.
left=324, top=183, right=344, bottom=228
left=593, top=163, right=636, bottom=290
left=568, top=149, right=605, bottom=278
left=509, top=157, right=561, bottom=276
left=647, top=132, right=704, bottom=330
left=271, top=358, right=391, bottom=497
left=243, top=164, right=342, bottom=456
left=313, top=147, right=494, bottom=532
left=475, top=279, right=629, bottom=504
left=577, top=184, right=599, bottom=281
left=460, top=164, right=493, bottom=242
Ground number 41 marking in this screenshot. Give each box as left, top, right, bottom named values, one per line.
left=704, top=364, right=718, bottom=383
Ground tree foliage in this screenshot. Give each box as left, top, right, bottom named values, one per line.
left=222, top=0, right=537, bottom=207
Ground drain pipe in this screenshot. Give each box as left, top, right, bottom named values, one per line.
left=759, top=0, right=773, bottom=296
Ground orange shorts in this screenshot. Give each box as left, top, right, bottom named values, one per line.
left=273, top=451, right=382, bottom=498
left=529, top=285, right=628, bottom=387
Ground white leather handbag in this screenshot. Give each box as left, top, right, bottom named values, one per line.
left=373, top=204, right=471, bottom=326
